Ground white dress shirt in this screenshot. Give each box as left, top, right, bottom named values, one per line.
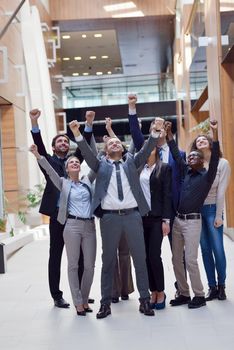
left=139, top=164, right=156, bottom=209
left=101, top=159, right=138, bottom=210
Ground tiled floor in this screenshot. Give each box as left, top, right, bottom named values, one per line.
left=1, top=221, right=234, bottom=350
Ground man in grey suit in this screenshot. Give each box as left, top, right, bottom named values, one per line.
left=69, top=120, right=161, bottom=319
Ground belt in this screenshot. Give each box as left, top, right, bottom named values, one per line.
left=67, top=215, right=94, bottom=221
left=176, top=212, right=201, bottom=220
left=102, top=208, right=138, bottom=216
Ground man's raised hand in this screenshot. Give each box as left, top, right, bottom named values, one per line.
left=85, top=111, right=95, bottom=126
left=128, top=94, right=137, bottom=108
left=30, top=109, right=41, bottom=120
left=69, top=120, right=81, bottom=137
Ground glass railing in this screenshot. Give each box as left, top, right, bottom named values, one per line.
left=62, top=73, right=177, bottom=108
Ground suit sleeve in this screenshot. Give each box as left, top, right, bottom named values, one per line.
left=134, top=135, right=157, bottom=169
left=74, top=130, right=94, bottom=163
left=37, top=156, right=63, bottom=191
left=128, top=114, right=144, bottom=151
left=162, top=165, right=172, bottom=219
left=31, top=130, right=49, bottom=158
left=75, top=136, right=100, bottom=172
left=168, top=139, right=187, bottom=177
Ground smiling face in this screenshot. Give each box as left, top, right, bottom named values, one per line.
left=187, top=151, right=204, bottom=170
left=195, top=136, right=210, bottom=151
left=65, top=156, right=80, bottom=176
left=105, top=137, right=124, bottom=158
left=52, top=136, right=70, bottom=156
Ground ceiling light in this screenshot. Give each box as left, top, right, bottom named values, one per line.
left=82, top=34, right=87, bottom=38
left=74, top=56, right=82, bottom=60
left=96, top=72, right=103, bottom=75
left=72, top=73, right=79, bottom=76
left=62, top=35, right=71, bottom=39
left=104, top=2, right=136, bottom=12
left=94, top=33, right=102, bottom=38
left=90, top=56, right=97, bottom=59
left=101, top=55, right=109, bottom=59
left=107, top=71, right=112, bottom=75
left=62, top=57, right=70, bottom=61
left=83, top=72, right=89, bottom=76
left=112, top=11, right=144, bottom=18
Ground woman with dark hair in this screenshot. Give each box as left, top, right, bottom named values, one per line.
left=139, top=145, right=172, bottom=309
left=191, top=134, right=231, bottom=300
left=30, top=145, right=96, bottom=316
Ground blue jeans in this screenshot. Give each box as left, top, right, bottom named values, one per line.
left=200, top=204, right=226, bottom=287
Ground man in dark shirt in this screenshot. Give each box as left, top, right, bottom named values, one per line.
left=164, top=120, right=219, bottom=309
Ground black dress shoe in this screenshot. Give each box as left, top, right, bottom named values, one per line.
left=54, top=298, right=70, bottom=308
left=170, top=295, right=191, bottom=306
left=188, top=296, right=206, bottom=309
left=139, top=300, right=155, bottom=316
left=206, top=286, right=218, bottom=301
left=121, top=295, right=129, bottom=301
left=88, top=298, right=95, bottom=304
left=218, top=285, right=227, bottom=300
left=111, top=297, right=119, bottom=303
left=96, top=304, right=111, bottom=319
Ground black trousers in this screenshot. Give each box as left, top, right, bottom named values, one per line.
left=143, top=216, right=164, bottom=292
left=49, top=215, right=84, bottom=301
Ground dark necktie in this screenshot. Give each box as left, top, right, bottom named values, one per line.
left=158, top=147, right=163, bottom=161
left=113, top=161, right=124, bottom=201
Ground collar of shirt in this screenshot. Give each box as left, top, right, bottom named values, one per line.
left=107, top=158, right=123, bottom=164
left=159, top=143, right=168, bottom=151
left=188, top=167, right=206, bottom=175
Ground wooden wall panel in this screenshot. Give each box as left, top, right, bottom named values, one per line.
left=220, top=63, right=234, bottom=227
left=50, top=0, right=177, bottom=20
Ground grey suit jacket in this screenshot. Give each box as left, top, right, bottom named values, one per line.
left=75, top=134, right=158, bottom=217
left=38, top=157, right=94, bottom=224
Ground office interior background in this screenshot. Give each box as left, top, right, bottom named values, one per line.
left=0, top=0, right=234, bottom=236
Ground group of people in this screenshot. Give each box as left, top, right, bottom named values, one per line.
left=29, top=94, right=230, bottom=319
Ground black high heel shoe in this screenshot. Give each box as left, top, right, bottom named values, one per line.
left=84, top=307, right=93, bottom=313
left=77, top=310, right=86, bottom=316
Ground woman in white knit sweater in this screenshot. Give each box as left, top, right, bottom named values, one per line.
left=191, top=134, right=231, bottom=301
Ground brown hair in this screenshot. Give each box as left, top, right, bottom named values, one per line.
left=51, top=134, right=70, bottom=148
left=190, top=134, right=222, bottom=158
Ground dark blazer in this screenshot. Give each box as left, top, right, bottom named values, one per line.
left=76, top=134, right=158, bottom=217
left=148, top=162, right=172, bottom=219
left=128, top=113, right=185, bottom=213
left=31, top=130, right=92, bottom=217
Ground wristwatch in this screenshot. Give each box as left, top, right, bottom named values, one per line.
left=162, top=219, right=170, bottom=224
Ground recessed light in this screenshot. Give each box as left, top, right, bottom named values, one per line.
left=94, top=33, right=102, bottom=38
left=112, top=10, right=144, bottom=18
left=104, top=2, right=136, bottom=12
left=107, top=71, right=112, bottom=75
left=96, top=72, right=103, bottom=75
left=83, top=72, right=89, bottom=76
left=62, top=57, right=70, bottom=61
left=90, top=56, right=97, bottom=59
left=74, top=56, right=82, bottom=60
left=101, top=55, right=109, bottom=59
left=82, top=34, right=87, bottom=38
left=62, top=35, right=71, bottom=39
left=72, top=73, right=79, bottom=76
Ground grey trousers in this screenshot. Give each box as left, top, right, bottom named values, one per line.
left=63, top=218, right=96, bottom=306
left=172, top=217, right=204, bottom=297
left=100, top=210, right=150, bottom=305
left=112, top=233, right=134, bottom=298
